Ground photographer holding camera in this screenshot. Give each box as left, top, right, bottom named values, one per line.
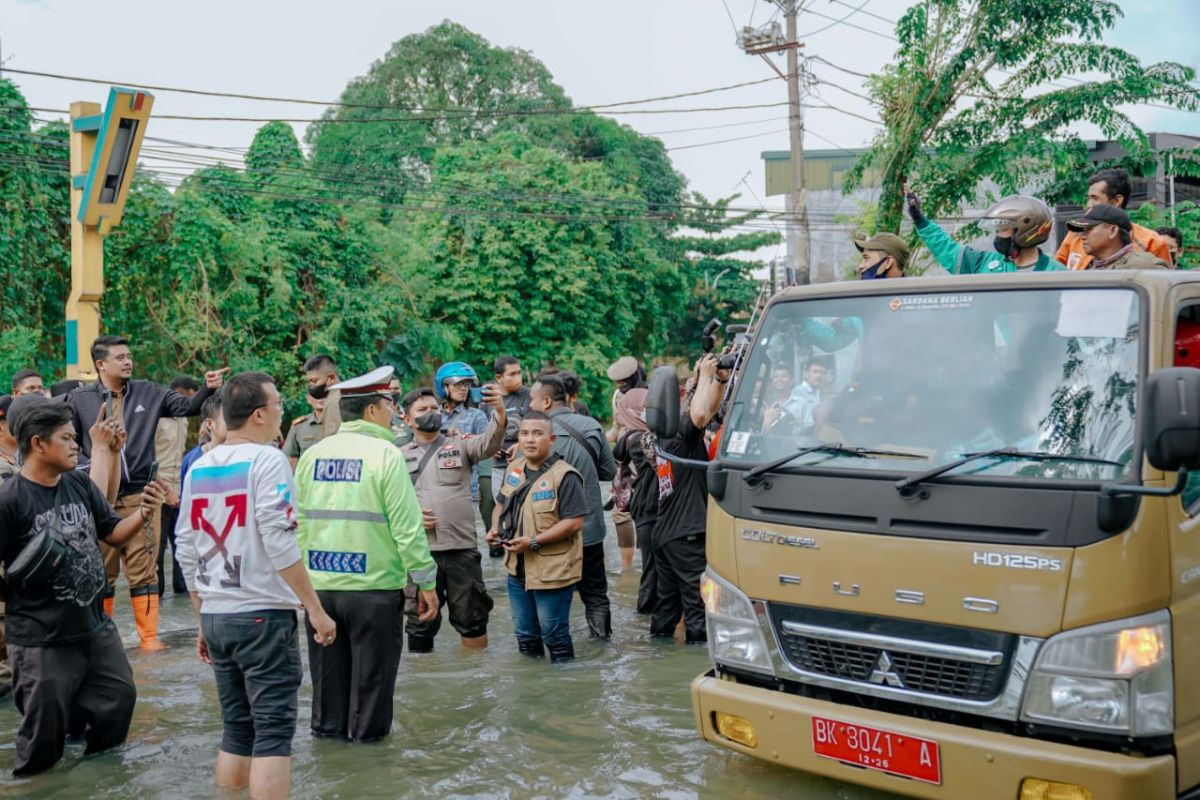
left=649, top=353, right=729, bottom=644
left=486, top=412, right=587, bottom=663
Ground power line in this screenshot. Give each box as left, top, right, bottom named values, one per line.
left=642, top=115, right=787, bottom=134
left=799, top=0, right=876, bottom=38
left=23, top=101, right=791, bottom=124
left=3, top=65, right=777, bottom=115
left=667, top=126, right=789, bottom=151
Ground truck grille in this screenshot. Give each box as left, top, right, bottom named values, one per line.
left=768, top=604, right=1015, bottom=703
left=778, top=632, right=1006, bottom=700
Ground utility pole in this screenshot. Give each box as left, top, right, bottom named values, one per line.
left=783, top=1, right=809, bottom=285
left=738, top=1, right=809, bottom=285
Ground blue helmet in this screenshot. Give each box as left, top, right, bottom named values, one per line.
left=433, top=361, right=478, bottom=401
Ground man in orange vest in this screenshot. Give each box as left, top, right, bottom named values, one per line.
left=1056, top=167, right=1173, bottom=270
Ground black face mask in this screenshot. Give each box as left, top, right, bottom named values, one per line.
left=308, top=384, right=329, bottom=400
left=993, top=235, right=1015, bottom=259
left=414, top=412, right=442, bottom=433
left=859, top=257, right=891, bottom=280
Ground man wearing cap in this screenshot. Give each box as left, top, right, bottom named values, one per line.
left=1057, top=168, right=1173, bottom=271
left=853, top=233, right=909, bottom=279
left=906, top=185, right=1063, bottom=274
left=606, top=356, right=645, bottom=571
left=294, top=366, right=439, bottom=742
left=1066, top=205, right=1172, bottom=271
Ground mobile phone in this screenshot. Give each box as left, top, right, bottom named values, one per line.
left=148, top=462, right=159, bottom=482
left=104, top=391, right=115, bottom=419
left=468, top=387, right=483, bottom=405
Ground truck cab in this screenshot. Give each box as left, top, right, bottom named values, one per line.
left=660, top=271, right=1200, bottom=800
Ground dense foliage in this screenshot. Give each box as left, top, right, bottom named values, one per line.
left=0, top=21, right=776, bottom=413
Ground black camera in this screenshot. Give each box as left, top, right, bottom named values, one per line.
left=701, top=318, right=721, bottom=354
left=715, top=352, right=738, bottom=370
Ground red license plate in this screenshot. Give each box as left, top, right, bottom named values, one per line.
left=811, top=716, right=941, bottom=785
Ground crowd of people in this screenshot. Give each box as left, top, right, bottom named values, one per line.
left=0, top=162, right=1189, bottom=798
left=851, top=167, right=1183, bottom=279
left=0, top=337, right=724, bottom=799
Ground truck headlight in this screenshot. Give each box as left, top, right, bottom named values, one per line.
left=700, top=567, right=774, bottom=675
left=1021, top=610, right=1172, bottom=736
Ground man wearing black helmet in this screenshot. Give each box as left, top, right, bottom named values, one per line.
left=905, top=183, right=1063, bottom=274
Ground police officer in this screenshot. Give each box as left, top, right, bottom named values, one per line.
left=282, top=394, right=326, bottom=471
left=295, top=366, right=439, bottom=742
left=400, top=386, right=505, bottom=652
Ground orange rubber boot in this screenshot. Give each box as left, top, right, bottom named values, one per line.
left=133, top=593, right=166, bottom=651
left=103, top=595, right=115, bottom=619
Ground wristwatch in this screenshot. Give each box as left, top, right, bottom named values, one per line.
left=529, top=536, right=541, bottom=552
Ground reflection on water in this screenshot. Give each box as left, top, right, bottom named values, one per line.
left=0, top=549, right=897, bottom=800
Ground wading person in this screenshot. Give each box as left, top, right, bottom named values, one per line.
left=175, top=372, right=336, bottom=800
left=486, top=412, right=586, bottom=663
left=295, top=367, right=439, bottom=742
left=68, top=335, right=225, bottom=649
left=650, top=355, right=726, bottom=644
left=606, top=356, right=646, bottom=571
left=0, top=396, right=166, bottom=776
left=611, top=388, right=659, bottom=613
left=530, top=373, right=616, bottom=639
left=400, top=385, right=503, bottom=653
left=489, top=355, right=532, bottom=557
left=156, top=375, right=199, bottom=597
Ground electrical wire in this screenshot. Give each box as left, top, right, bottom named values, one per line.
left=3, top=65, right=778, bottom=115
left=799, top=0, right=876, bottom=38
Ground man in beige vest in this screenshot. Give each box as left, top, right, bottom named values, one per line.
left=486, top=411, right=585, bottom=663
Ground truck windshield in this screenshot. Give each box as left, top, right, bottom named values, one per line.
left=720, top=288, right=1141, bottom=482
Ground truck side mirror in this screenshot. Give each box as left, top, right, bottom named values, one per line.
left=646, top=366, right=680, bottom=440
left=1143, top=368, right=1200, bottom=472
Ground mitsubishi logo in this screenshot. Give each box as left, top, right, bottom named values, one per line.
left=868, top=652, right=905, bottom=688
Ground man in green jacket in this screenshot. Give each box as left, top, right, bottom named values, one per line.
left=905, top=183, right=1063, bottom=274
left=296, top=366, right=439, bottom=742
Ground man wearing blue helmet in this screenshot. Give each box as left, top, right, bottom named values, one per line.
left=434, top=363, right=490, bottom=505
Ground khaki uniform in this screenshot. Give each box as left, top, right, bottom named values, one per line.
left=401, top=417, right=504, bottom=551
left=154, top=417, right=188, bottom=498
left=500, top=457, right=584, bottom=590
left=283, top=413, right=326, bottom=461
left=1088, top=247, right=1172, bottom=271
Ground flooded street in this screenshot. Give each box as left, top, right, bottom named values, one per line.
left=0, top=547, right=897, bottom=800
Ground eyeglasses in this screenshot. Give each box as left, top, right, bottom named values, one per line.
left=255, top=400, right=285, bottom=412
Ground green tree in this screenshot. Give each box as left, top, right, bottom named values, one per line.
left=667, top=193, right=780, bottom=359
left=0, top=79, right=70, bottom=381
left=1130, top=201, right=1200, bottom=267
left=394, top=131, right=684, bottom=409
left=307, top=20, right=573, bottom=207
left=846, top=0, right=1199, bottom=233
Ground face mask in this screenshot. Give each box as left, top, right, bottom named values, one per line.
left=308, top=384, right=329, bottom=400
left=993, top=235, right=1015, bottom=259
left=859, top=257, right=891, bottom=280
left=414, top=412, right=442, bottom=433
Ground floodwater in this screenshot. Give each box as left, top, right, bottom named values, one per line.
left=0, top=546, right=899, bottom=800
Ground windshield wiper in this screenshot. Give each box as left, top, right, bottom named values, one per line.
left=743, top=443, right=928, bottom=486
left=895, top=447, right=1125, bottom=496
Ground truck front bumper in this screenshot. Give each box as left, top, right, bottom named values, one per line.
left=692, top=670, right=1176, bottom=800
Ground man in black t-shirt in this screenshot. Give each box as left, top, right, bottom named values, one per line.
left=0, top=397, right=166, bottom=776
left=650, top=355, right=728, bottom=644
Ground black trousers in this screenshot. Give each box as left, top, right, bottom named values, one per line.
left=576, top=542, right=611, bottom=639
left=306, top=589, right=405, bottom=742
left=156, top=503, right=188, bottom=596
left=649, top=534, right=708, bottom=643
left=635, top=520, right=658, bottom=615
left=405, top=549, right=494, bottom=651
left=9, top=622, right=136, bottom=776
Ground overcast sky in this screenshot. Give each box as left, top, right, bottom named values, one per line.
left=2, top=0, right=1196, bottom=216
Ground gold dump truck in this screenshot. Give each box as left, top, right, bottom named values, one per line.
left=647, top=271, right=1200, bottom=800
